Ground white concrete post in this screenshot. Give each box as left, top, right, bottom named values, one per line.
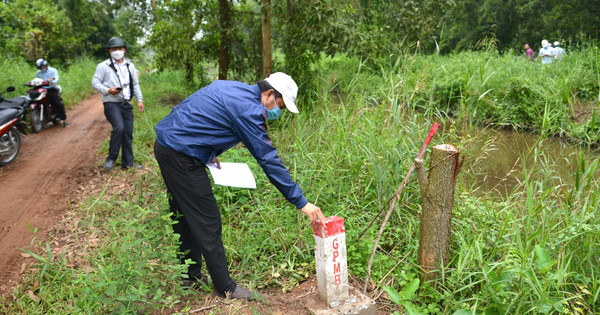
left=313, top=216, right=349, bottom=307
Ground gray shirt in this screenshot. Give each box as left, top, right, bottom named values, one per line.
left=91, top=58, right=143, bottom=103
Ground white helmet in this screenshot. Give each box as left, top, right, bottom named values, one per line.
left=35, top=58, right=47, bottom=69
left=541, top=39, right=549, bottom=48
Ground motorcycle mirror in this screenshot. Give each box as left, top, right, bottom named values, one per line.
left=6, top=86, right=15, bottom=92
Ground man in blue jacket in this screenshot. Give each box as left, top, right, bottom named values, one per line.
left=35, top=59, right=68, bottom=127
left=154, top=72, right=325, bottom=300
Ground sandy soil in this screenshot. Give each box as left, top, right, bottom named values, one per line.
left=0, top=93, right=109, bottom=296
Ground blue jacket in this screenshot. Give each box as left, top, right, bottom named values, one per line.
left=36, top=66, right=59, bottom=89
left=155, top=80, right=308, bottom=209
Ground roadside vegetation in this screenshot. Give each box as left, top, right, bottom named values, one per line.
left=0, top=57, right=100, bottom=107
left=2, top=48, right=599, bottom=314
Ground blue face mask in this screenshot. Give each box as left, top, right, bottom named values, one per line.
left=265, top=95, right=282, bottom=120
left=266, top=105, right=282, bottom=120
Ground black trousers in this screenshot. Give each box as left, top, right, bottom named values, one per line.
left=153, top=141, right=236, bottom=294
left=47, top=88, right=66, bottom=120
left=103, top=102, right=134, bottom=166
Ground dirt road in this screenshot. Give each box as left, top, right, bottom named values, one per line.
left=0, top=94, right=109, bottom=296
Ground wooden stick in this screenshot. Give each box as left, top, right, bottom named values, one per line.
left=362, top=123, right=440, bottom=294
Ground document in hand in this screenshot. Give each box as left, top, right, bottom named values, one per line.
left=206, top=162, right=257, bottom=189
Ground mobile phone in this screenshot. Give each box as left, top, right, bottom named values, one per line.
left=116, top=87, right=123, bottom=91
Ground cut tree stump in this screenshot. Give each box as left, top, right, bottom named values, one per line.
left=415, top=144, right=462, bottom=283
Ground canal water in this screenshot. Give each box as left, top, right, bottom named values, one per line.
left=455, top=126, right=600, bottom=196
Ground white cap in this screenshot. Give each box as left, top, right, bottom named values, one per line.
left=541, top=39, right=549, bottom=47
left=554, top=41, right=560, bottom=46
left=265, top=72, right=299, bottom=113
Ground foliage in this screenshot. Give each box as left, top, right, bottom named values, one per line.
left=149, top=0, right=210, bottom=85
left=0, top=56, right=97, bottom=108
left=3, top=52, right=600, bottom=314
left=0, top=0, right=73, bottom=62
left=55, top=0, right=117, bottom=60
left=4, top=176, right=185, bottom=313
left=148, top=0, right=355, bottom=90
left=442, top=0, right=600, bottom=53
left=348, top=0, right=456, bottom=60
left=0, top=0, right=116, bottom=63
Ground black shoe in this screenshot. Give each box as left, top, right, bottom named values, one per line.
left=103, top=159, right=115, bottom=170
left=182, top=275, right=209, bottom=290
left=63, top=121, right=70, bottom=128
left=216, top=285, right=259, bottom=301
left=122, top=163, right=143, bottom=170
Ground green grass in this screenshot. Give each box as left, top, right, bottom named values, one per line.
left=319, top=48, right=600, bottom=146
left=2, top=51, right=600, bottom=313
left=0, top=57, right=97, bottom=108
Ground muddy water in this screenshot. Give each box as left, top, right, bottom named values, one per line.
left=455, top=126, right=600, bottom=195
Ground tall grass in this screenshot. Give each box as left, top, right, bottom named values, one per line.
left=0, top=57, right=98, bottom=107
left=320, top=48, right=600, bottom=146
left=2, top=50, right=600, bottom=313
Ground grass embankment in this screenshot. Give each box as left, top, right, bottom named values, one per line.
left=2, top=51, right=600, bottom=314
left=327, top=47, right=600, bottom=145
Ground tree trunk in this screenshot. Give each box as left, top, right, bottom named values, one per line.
left=218, top=0, right=231, bottom=80
left=416, top=144, right=461, bottom=283
left=151, top=0, right=158, bottom=22
left=261, top=0, right=272, bottom=78
left=185, top=59, right=194, bottom=86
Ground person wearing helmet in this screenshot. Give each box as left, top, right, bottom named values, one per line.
left=553, top=41, right=566, bottom=60
left=539, top=39, right=555, bottom=64
left=153, top=72, right=325, bottom=300
left=35, top=59, right=68, bottom=127
left=91, top=36, right=144, bottom=170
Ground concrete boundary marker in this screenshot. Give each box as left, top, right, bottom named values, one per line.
left=312, top=216, right=377, bottom=314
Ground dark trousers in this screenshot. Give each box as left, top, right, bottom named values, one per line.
left=103, top=102, right=134, bottom=166
left=153, top=141, right=236, bottom=294
left=47, top=88, right=66, bottom=120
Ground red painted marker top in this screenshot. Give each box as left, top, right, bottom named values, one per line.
left=312, top=216, right=345, bottom=238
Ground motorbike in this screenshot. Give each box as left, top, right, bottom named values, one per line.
left=0, top=86, right=28, bottom=166
left=25, top=77, right=64, bottom=133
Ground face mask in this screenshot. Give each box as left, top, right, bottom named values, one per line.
left=266, top=105, right=282, bottom=120
left=264, top=94, right=282, bottom=120
left=111, top=50, right=125, bottom=60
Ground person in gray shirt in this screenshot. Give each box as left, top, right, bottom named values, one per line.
left=92, top=36, right=144, bottom=170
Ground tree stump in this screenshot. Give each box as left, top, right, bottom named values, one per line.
left=415, top=144, right=462, bottom=283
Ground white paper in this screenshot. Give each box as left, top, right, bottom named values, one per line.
left=206, top=162, right=256, bottom=189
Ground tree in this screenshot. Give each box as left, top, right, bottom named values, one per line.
left=348, top=0, right=456, bottom=59
left=442, top=0, right=600, bottom=53
left=149, top=0, right=209, bottom=85
left=56, top=0, right=116, bottom=59
left=218, top=0, right=232, bottom=79
left=270, top=0, right=353, bottom=98
left=261, top=0, right=272, bottom=78
left=0, top=0, right=73, bottom=62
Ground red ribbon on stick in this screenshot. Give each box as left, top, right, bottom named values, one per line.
left=417, top=122, right=440, bottom=159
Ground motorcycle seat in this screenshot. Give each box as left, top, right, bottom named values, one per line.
left=0, top=96, right=27, bottom=110
left=0, top=108, right=19, bottom=126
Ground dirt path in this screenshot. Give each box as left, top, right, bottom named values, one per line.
left=0, top=94, right=109, bottom=296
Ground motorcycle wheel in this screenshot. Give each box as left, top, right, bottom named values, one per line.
left=0, top=127, right=21, bottom=166
left=30, top=108, right=43, bottom=133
